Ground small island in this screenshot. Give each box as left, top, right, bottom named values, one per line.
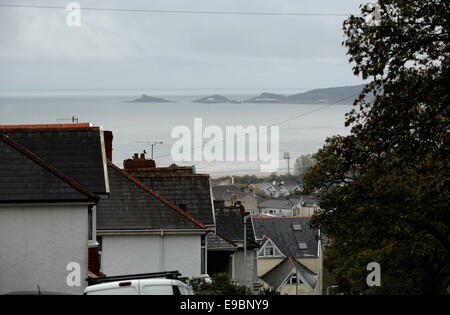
left=193, top=95, right=240, bottom=104
left=129, top=94, right=173, bottom=103
left=244, top=92, right=287, bottom=103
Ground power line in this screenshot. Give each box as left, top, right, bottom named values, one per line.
left=154, top=92, right=359, bottom=159
left=0, top=3, right=354, bottom=17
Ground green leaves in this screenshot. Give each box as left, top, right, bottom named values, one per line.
left=305, top=0, right=450, bottom=294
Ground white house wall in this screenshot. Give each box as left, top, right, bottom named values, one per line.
left=101, top=234, right=202, bottom=279
left=0, top=205, right=89, bottom=295
left=233, top=248, right=257, bottom=287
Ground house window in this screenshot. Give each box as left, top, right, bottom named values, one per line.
left=288, top=273, right=302, bottom=285
left=298, top=242, right=308, bottom=250
left=264, top=245, right=274, bottom=256
left=292, top=224, right=302, bottom=231
left=259, top=242, right=283, bottom=258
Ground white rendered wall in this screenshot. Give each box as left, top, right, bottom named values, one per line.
left=0, top=205, right=89, bottom=295
left=101, top=234, right=202, bottom=279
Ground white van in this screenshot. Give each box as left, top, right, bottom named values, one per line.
left=84, top=278, right=194, bottom=295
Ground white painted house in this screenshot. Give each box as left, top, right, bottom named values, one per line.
left=97, top=163, right=210, bottom=279
left=0, top=125, right=110, bottom=295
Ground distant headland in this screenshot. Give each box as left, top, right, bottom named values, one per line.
left=129, top=94, right=173, bottom=103
left=193, top=95, right=240, bottom=104
left=244, top=84, right=366, bottom=104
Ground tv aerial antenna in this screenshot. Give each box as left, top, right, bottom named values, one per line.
left=136, top=141, right=164, bottom=159
left=56, top=115, right=79, bottom=123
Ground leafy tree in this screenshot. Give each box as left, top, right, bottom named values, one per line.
left=189, top=273, right=252, bottom=295
left=304, top=0, right=449, bottom=294
left=294, top=154, right=316, bottom=180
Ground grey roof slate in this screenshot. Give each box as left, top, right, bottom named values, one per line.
left=96, top=165, right=204, bottom=231
left=211, top=185, right=241, bottom=200
left=0, top=135, right=93, bottom=202
left=129, top=174, right=215, bottom=226
left=214, top=204, right=258, bottom=247
left=258, top=199, right=297, bottom=209
left=3, top=129, right=108, bottom=194
left=207, top=232, right=236, bottom=251
left=252, top=217, right=319, bottom=258
left=261, top=258, right=318, bottom=290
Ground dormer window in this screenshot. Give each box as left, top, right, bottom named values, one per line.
left=288, top=273, right=303, bottom=285
left=265, top=245, right=275, bottom=256
left=258, top=239, right=284, bottom=258
left=298, top=242, right=308, bottom=250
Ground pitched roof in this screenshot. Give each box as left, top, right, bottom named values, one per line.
left=207, top=232, right=236, bottom=251
left=252, top=217, right=318, bottom=258
left=128, top=172, right=215, bottom=226
left=96, top=164, right=206, bottom=231
left=261, top=257, right=318, bottom=291
left=258, top=198, right=297, bottom=209
left=214, top=204, right=258, bottom=247
left=128, top=166, right=194, bottom=175
left=211, top=185, right=241, bottom=200
left=250, top=182, right=275, bottom=191
left=299, top=195, right=319, bottom=207
left=1, top=126, right=109, bottom=194
left=0, top=133, right=95, bottom=202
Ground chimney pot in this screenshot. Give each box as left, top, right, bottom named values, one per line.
left=133, top=153, right=139, bottom=160
left=140, top=153, right=145, bottom=160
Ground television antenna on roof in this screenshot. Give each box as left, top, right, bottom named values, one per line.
left=56, top=115, right=79, bottom=123
left=136, top=141, right=164, bottom=159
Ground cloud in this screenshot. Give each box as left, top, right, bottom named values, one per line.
left=0, top=0, right=366, bottom=89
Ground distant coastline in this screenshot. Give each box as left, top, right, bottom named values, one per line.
left=127, top=84, right=366, bottom=104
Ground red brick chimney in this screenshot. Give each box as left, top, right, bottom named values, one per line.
left=124, top=153, right=156, bottom=170
left=104, top=131, right=113, bottom=162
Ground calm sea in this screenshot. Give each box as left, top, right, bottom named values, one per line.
left=0, top=89, right=353, bottom=176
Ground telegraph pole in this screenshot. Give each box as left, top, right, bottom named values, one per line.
left=284, top=152, right=291, bottom=175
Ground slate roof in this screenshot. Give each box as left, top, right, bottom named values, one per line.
left=222, top=191, right=254, bottom=202
left=0, top=133, right=96, bottom=202
left=211, top=185, right=241, bottom=200
left=214, top=202, right=258, bottom=247
left=129, top=173, right=215, bottom=226
left=261, top=257, right=318, bottom=290
left=258, top=199, right=298, bottom=210
left=281, top=184, right=301, bottom=192
left=128, top=166, right=194, bottom=175
left=207, top=232, right=236, bottom=251
left=252, top=217, right=318, bottom=258
left=1, top=127, right=108, bottom=194
left=96, top=164, right=206, bottom=231
left=299, top=195, right=319, bottom=207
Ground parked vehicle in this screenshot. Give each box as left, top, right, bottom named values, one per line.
left=84, top=271, right=194, bottom=295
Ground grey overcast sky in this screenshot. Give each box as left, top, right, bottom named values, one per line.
left=0, top=0, right=368, bottom=90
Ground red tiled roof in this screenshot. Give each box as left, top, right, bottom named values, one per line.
left=0, top=123, right=92, bottom=131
